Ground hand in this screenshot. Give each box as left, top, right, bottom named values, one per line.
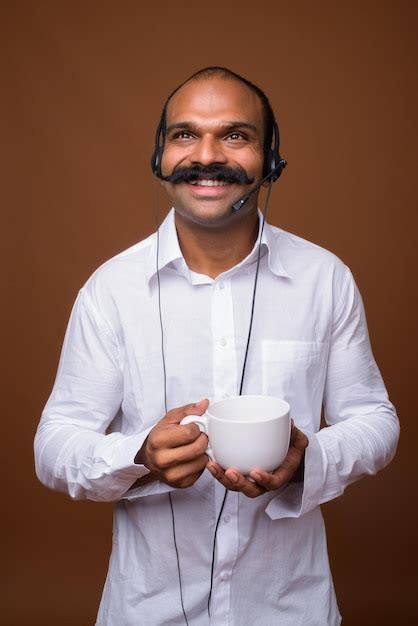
left=135, top=399, right=209, bottom=489
left=206, top=421, right=309, bottom=498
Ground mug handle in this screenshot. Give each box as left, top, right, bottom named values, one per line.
left=180, top=414, right=213, bottom=460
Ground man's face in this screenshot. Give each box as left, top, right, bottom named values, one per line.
left=160, top=77, right=265, bottom=228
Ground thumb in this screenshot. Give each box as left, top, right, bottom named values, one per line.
left=184, top=398, right=209, bottom=416
left=165, top=399, right=209, bottom=425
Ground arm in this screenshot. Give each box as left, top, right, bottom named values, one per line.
left=207, top=267, right=399, bottom=512
left=34, top=288, right=148, bottom=502
left=34, top=288, right=208, bottom=502
left=265, top=267, right=400, bottom=519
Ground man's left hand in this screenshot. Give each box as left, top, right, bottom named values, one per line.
left=206, top=421, right=309, bottom=498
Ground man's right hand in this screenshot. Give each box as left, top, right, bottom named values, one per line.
left=134, top=399, right=209, bottom=489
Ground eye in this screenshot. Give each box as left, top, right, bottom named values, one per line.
left=226, top=132, right=246, bottom=141
left=173, top=131, right=194, bottom=140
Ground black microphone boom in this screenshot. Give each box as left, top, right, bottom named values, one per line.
left=231, top=160, right=287, bottom=213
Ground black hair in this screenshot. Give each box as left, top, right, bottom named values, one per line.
left=159, top=66, right=275, bottom=151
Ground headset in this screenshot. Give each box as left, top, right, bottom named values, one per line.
left=151, top=113, right=287, bottom=210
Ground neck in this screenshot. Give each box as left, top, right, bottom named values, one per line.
left=174, top=210, right=259, bottom=278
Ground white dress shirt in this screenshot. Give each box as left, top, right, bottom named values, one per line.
left=35, top=209, right=399, bottom=625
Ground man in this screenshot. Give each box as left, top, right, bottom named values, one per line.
left=35, top=67, right=399, bottom=625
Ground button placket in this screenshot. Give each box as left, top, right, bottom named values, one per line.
left=208, top=488, right=240, bottom=623
left=211, top=278, right=237, bottom=400
left=208, top=278, right=239, bottom=623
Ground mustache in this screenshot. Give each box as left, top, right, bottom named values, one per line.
left=163, top=164, right=254, bottom=185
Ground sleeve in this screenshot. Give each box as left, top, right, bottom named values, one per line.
left=34, top=288, right=152, bottom=502
left=265, top=267, right=400, bottom=520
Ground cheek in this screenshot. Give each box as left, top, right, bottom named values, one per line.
left=234, top=146, right=264, bottom=175
left=160, top=154, right=174, bottom=177
left=160, top=181, right=179, bottom=201
left=160, top=146, right=188, bottom=176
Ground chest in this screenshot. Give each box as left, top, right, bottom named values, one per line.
left=116, top=268, right=332, bottom=431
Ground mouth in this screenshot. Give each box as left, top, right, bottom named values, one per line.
left=185, top=178, right=234, bottom=197
left=188, top=179, right=230, bottom=187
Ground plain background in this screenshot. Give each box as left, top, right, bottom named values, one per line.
left=2, top=1, right=417, bottom=624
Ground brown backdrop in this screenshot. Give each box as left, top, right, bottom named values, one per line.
left=2, top=1, right=417, bottom=624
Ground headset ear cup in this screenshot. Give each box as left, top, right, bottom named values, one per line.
left=151, top=149, right=159, bottom=176
left=265, top=148, right=281, bottom=182
left=151, top=116, right=165, bottom=178
left=151, top=147, right=163, bottom=177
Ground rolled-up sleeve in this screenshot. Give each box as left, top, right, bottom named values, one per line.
left=34, top=288, right=151, bottom=502
left=266, top=267, right=400, bottom=520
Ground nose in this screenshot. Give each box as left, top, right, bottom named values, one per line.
left=190, top=134, right=228, bottom=166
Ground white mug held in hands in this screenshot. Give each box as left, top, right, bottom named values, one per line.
left=181, top=395, right=291, bottom=475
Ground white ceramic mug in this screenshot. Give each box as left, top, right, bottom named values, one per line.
left=181, top=395, right=291, bottom=475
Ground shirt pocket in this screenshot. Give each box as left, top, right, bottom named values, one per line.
left=261, top=340, right=328, bottom=430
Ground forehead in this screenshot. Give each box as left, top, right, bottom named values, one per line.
left=166, top=77, right=264, bottom=132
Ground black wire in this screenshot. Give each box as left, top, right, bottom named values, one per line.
left=155, top=180, right=168, bottom=416
left=239, top=181, right=273, bottom=395
left=207, top=488, right=228, bottom=615
left=169, top=492, right=189, bottom=626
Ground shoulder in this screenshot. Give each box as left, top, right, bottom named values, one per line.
left=266, top=223, right=353, bottom=309
left=79, top=231, right=156, bottom=309
left=269, top=223, right=349, bottom=280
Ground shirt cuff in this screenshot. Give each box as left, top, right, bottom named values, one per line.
left=265, top=430, right=326, bottom=520
left=111, top=432, right=151, bottom=476
left=111, top=428, right=179, bottom=500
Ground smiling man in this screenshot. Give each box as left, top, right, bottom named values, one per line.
left=35, top=67, right=399, bottom=625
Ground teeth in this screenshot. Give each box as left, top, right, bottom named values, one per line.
left=189, top=179, right=228, bottom=187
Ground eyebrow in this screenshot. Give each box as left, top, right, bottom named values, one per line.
left=165, top=121, right=259, bottom=134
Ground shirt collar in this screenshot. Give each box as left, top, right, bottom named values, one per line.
left=146, top=208, right=183, bottom=283
left=146, top=208, right=290, bottom=284
left=258, top=209, right=291, bottom=278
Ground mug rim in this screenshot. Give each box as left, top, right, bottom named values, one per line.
left=208, top=394, right=290, bottom=424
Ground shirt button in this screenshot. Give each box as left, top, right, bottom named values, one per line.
left=220, top=571, right=230, bottom=582
left=220, top=337, right=227, bottom=347
left=223, top=515, right=230, bottom=523
left=219, top=281, right=225, bottom=289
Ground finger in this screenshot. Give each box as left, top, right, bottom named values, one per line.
left=157, top=433, right=209, bottom=467
left=163, top=399, right=209, bottom=425
left=290, top=424, right=309, bottom=451
left=207, top=462, right=265, bottom=498
left=249, top=468, right=287, bottom=491
left=148, top=421, right=204, bottom=450
left=183, top=398, right=209, bottom=416
left=163, top=455, right=208, bottom=488
left=224, top=468, right=266, bottom=498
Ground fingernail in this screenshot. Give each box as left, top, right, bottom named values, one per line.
left=228, top=473, right=238, bottom=484
left=252, top=472, right=262, bottom=482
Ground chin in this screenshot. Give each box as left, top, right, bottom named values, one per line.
left=173, top=200, right=237, bottom=228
